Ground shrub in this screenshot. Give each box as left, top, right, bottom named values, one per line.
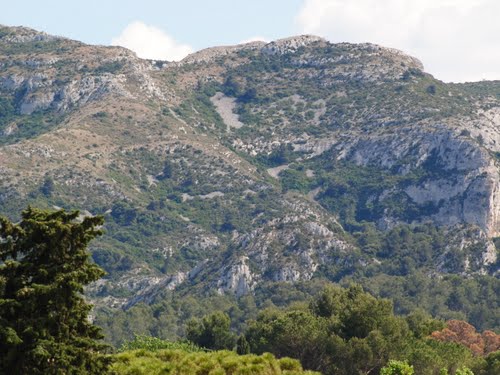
left=111, top=349, right=318, bottom=375
left=119, top=335, right=202, bottom=353
left=380, top=360, right=414, bottom=375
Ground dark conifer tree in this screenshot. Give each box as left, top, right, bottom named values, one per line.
left=236, top=335, right=250, bottom=355
left=0, top=207, right=111, bottom=374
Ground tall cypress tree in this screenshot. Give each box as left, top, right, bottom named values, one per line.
left=0, top=207, right=111, bottom=374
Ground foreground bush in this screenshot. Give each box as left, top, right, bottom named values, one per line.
left=119, top=335, right=203, bottom=353
left=110, top=349, right=319, bottom=375
left=380, top=360, right=414, bottom=375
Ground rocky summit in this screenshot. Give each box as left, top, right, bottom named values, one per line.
left=0, top=25, right=498, bottom=314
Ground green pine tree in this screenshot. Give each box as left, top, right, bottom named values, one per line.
left=186, top=311, right=236, bottom=350
left=236, top=335, right=250, bottom=355
left=0, top=207, right=112, bottom=374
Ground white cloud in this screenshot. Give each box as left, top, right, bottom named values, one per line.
left=111, top=21, right=193, bottom=61
left=296, top=0, right=500, bottom=82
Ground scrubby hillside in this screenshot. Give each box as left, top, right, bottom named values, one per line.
left=0, top=25, right=498, bottom=335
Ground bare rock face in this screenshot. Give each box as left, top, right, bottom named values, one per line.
left=121, top=272, right=187, bottom=309
left=4, top=71, right=135, bottom=115
left=216, top=257, right=255, bottom=297
left=333, top=122, right=500, bottom=238
left=19, top=91, right=55, bottom=114
left=0, top=73, right=25, bottom=90
left=360, top=43, right=425, bottom=72
left=0, top=25, right=63, bottom=43
left=205, top=197, right=355, bottom=295
left=0, top=25, right=499, bottom=308
left=261, top=35, right=327, bottom=55
left=180, top=41, right=266, bottom=65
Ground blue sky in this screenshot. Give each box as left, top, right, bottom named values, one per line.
left=0, top=0, right=302, bottom=49
left=2, top=0, right=500, bottom=83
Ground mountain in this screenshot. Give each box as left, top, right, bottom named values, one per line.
left=0, top=25, right=498, bottom=331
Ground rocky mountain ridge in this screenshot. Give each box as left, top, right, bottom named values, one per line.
left=0, top=25, right=498, bottom=312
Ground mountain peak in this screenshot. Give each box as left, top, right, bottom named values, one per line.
left=180, top=40, right=266, bottom=64
left=353, top=42, right=425, bottom=71
left=0, top=24, right=498, bottom=320
left=179, top=34, right=424, bottom=78
left=0, top=24, right=64, bottom=44
left=261, top=35, right=327, bottom=55
left=181, top=35, right=327, bottom=64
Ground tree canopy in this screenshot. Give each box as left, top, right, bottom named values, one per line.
left=186, top=311, right=236, bottom=351
left=0, top=207, right=111, bottom=374
left=243, top=284, right=483, bottom=375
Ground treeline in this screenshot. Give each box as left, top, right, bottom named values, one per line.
left=95, top=270, right=499, bottom=348
left=180, top=284, right=498, bottom=375
left=1, top=208, right=498, bottom=374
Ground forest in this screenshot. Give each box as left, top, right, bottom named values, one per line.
left=0, top=208, right=498, bottom=374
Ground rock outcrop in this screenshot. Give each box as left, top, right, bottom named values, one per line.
left=0, top=25, right=498, bottom=310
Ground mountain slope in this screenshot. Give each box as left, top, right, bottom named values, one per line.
left=0, top=26, right=498, bottom=320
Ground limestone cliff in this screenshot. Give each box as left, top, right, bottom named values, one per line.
left=0, top=26, right=498, bottom=310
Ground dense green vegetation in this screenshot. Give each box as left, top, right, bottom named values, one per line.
left=2, top=29, right=500, bottom=374
left=112, top=334, right=319, bottom=374
left=77, top=142, right=497, bottom=335
left=94, top=264, right=498, bottom=347
left=111, top=349, right=317, bottom=375
left=0, top=208, right=498, bottom=374
left=241, top=285, right=485, bottom=375
left=186, top=311, right=238, bottom=351
left=95, top=281, right=499, bottom=372
left=119, top=335, right=203, bottom=353
left=0, top=208, right=112, bottom=374
left=379, top=361, right=414, bottom=375
left=123, top=285, right=494, bottom=375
